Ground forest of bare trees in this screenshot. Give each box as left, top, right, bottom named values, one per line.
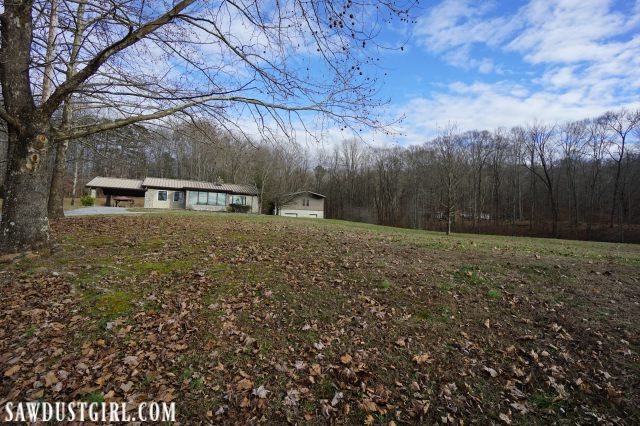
left=317, top=109, right=640, bottom=242
left=3, top=107, right=637, bottom=242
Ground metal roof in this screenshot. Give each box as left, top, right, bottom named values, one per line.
left=86, top=176, right=258, bottom=195
left=142, top=177, right=258, bottom=195
left=85, top=177, right=144, bottom=190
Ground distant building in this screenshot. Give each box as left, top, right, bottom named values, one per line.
left=276, top=191, right=325, bottom=219
left=85, top=176, right=259, bottom=212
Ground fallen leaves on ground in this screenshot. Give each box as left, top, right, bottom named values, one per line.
left=0, top=214, right=638, bottom=424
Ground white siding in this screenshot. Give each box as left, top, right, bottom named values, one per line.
left=144, top=189, right=185, bottom=209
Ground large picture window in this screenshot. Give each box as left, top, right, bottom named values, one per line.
left=189, top=191, right=226, bottom=206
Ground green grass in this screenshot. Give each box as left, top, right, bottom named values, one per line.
left=487, top=289, right=502, bottom=299
left=530, top=391, right=556, bottom=409
left=414, top=305, right=452, bottom=323
left=380, top=278, right=392, bottom=290
left=86, top=392, right=105, bottom=404
left=84, top=290, right=137, bottom=320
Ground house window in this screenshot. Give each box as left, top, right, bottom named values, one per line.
left=302, top=198, right=309, bottom=207
left=173, top=192, right=182, bottom=202
left=190, top=191, right=226, bottom=206
left=231, top=195, right=247, bottom=205
left=158, top=191, right=167, bottom=201
left=198, top=191, right=207, bottom=205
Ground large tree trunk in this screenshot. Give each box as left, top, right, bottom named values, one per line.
left=47, top=140, right=68, bottom=218
left=0, top=1, right=54, bottom=253
left=0, top=124, right=53, bottom=253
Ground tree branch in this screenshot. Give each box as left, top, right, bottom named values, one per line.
left=40, top=0, right=196, bottom=117
left=54, top=95, right=327, bottom=141
left=0, top=107, right=22, bottom=130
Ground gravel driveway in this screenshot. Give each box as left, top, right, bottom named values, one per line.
left=64, top=207, right=144, bottom=216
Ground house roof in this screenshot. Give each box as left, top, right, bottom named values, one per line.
left=142, top=177, right=258, bottom=195
left=284, top=190, right=326, bottom=198
left=86, top=176, right=258, bottom=195
left=85, top=177, right=144, bottom=190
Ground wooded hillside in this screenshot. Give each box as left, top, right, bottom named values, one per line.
left=2, top=108, right=637, bottom=242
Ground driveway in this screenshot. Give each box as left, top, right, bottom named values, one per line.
left=64, top=207, right=145, bottom=217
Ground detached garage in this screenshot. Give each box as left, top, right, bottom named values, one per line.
left=276, top=191, right=325, bottom=219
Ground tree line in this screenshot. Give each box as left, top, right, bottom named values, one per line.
left=3, top=107, right=637, bottom=243
left=316, top=109, right=640, bottom=242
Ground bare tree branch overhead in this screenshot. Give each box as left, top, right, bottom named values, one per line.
left=0, top=0, right=417, bottom=253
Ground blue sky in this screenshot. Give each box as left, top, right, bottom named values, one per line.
left=364, top=0, right=640, bottom=144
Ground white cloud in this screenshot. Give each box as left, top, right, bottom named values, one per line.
left=393, top=80, right=640, bottom=144
left=397, top=0, right=640, bottom=140
left=414, top=0, right=521, bottom=72
left=507, top=0, right=640, bottom=64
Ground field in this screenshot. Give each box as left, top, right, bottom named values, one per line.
left=1, top=212, right=639, bottom=424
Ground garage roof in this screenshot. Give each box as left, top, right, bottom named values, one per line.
left=85, top=177, right=144, bottom=190
left=284, top=190, right=326, bottom=198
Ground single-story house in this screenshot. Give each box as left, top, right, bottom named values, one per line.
left=276, top=191, right=325, bottom=219
left=86, top=176, right=260, bottom=213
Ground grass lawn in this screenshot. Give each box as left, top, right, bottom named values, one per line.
left=1, top=212, right=639, bottom=424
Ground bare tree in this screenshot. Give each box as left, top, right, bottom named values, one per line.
left=48, top=0, right=87, bottom=218
left=372, top=147, right=404, bottom=226
left=434, top=125, right=465, bottom=235
left=464, top=130, right=490, bottom=233
left=600, top=109, right=640, bottom=228
left=525, top=122, right=559, bottom=236
left=559, top=120, right=588, bottom=229
left=0, top=0, right=415, bottom=253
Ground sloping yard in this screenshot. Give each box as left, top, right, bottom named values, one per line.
left=1, top=212, right=639, bottom=424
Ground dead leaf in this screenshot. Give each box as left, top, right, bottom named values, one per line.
left=361, top=399, right=378, bottom=412
left=252, top=385, right=270, bottom=399
left=44, top=371, right=58, bottom=387
left=340, top=354, right=352, bottom=365
left=4, top=365, right=20, bottom=377
left=310, top=364, right=322, bottom=376
left=331, top=391, right=343, bottom=406
left=123, top=355, right=139, bottom=366
left=237, top=378, right=254, bottom=391
left=510, top=402, right=529, bottom=414
left=499, top=412, right=512, bottom=424
left=283, top=389, right=300, bottom=406
left=483, top=366, right=498, bottom=378
left=413, top=353, right=432, bottom=364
